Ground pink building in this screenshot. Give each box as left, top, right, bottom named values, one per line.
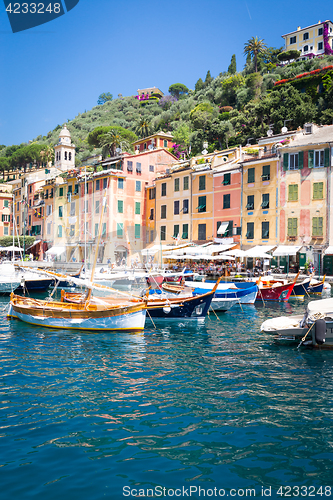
left=132, top=131, right=174, bottom=154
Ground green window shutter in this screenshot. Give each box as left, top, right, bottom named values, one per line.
left=308, top=150, right=314, bottom=168
left=294, top=185, right=298, bottom=200
left=318, top=217, right=323, bottom=236
left=287, top=218, right=292, bottom=235
left=135, top=224, right=140, bottom=239
left=135, top=202, right=140, bottom=215
left=298, top=151, right=304, bottom=169
left=319, top=182, right=324, bottom=199
left=117, top=223, right=123, bottom=238
left=324, top=148, right=330, bottom=167
left=283, top=153, right=289, bottom=171
left=313, top=183, right=318, bottom=199
left=292, top=218, right=298, bottom=236
left=312, top=217, right=317, bottom=236
left=118, top=200, right=123, bottom=213
left=288, top=185, right=293, bottom=200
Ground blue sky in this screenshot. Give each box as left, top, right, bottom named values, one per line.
left=0, top=0, right=332, bottom=146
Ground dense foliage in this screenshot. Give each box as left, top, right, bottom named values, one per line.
left=2, top=43, right=333, bottom=170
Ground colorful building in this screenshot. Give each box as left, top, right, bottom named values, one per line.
left=0, top=183, right=13, bottom=238
left=132, top=131, right=174, bottom=154
left=282, top=20, right=333, bottom=60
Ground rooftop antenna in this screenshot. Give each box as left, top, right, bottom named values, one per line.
left=282, top=119, right=292, bottom=133
left=245, top=137, right=254, bottom=147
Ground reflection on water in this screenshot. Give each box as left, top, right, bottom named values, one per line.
left=0, top=295, right=332, bottom=499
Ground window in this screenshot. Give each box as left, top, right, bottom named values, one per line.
left=86, top=183, right=89, bottom=194
left=287, top=218, right=298, bottom=236
left=161, top=205, right=167, bottom=219
left=312, top=217, right=323, bottom=236
left=288, top=184, right=299, bottom=201
left=318, top=27, right=323, bottom=36
left=136, top=162, right=141, bottom=173
left=246, top=195, right=254, bottom=210
left=223, top=194, right=230, bottom=209
left=46, top=205, right=52, bottom=216
left=183, top=199, right=189, bottom=214
left=303, top=32, right=309, bottom=40
left=149, top=208, right=154, bottom=220
left=135, top=202, right=140, bottom=215
left=69, top=152, right=72, bottom=161
left=149, top=188, right=156, bottom=199
left=102, top=223, right=106, bottom=236
left=4, top=200, right=9, bottom=208
left=183, top=176, right=189, bottom=190
left=68, top=185, right=72, bottom=194
left=95, top=223, right=99, bottom=237
left=313, top=182, right=324, bottom=199
left=103, top=178, right=108, bottom=189
left=198, top=196, right=206, bottom=212
left=246, top=222, right=254, bottom=239
left=161, top=183, right=166, bottom=196
left=173, top=225, right=179, bottom=238
left=289, top=153, right=299, bottom=170
left=64, top=151, right=68, bottom=160
left=182, top=224, right=188, bottom=239
left=4, top=226, right=8, bottom=236
left=96, top=200, right=100, bottom=213
left=174, top=178, right=180, bottom=192
left=174, top=200, right=179, bottom=215
left=150, top=229, right=154, bottom=242
left=223, top=173, right=231, bottom=185
left=127, top=161, right=133, bottom=172
left=96, top=179, right=100, bottom=191
left=118, top=200, right=123, bottom=213
left=1, top=214, right=10, bottom=222
left=199, top=175, right=206, bottom=190
left=261, top=193, right=269, bottom=209
left=58, top=225, right=62, bottom=237
left=318, top=41, right=323, bottom=51
left=144, top=143, right=147, bottom=150
left=160, top=226, right=166, bottom=241
left=117, top=222, right=123, bottom=238
left=70, top=202, right=76, bottom=216
left=149, top=165, right=154, bottom=172
left=303, top=45, right=309, bottom=52
left=315, top=149, right=325, bottom=167
left=59, top=206, right=63, bottom=218
left=83, top=200, right=89, bottom=213
left=135, top=181, right=141, bottom=192
left=59, top=187, right=63, bottom=197
left=118, top=178, right=124, bottom=189
left=290, top=35, right=297, bottom=44
left=248, top=168, right=255, bottom=183
left=198, top=224, right=206, bottom=241
left=262, top=165, right=270, bottom=181
left=74, top=184, right=79, bottom=195
left=262, top=221, right=269, bottom=239
left=17, top=216, right=19, bottom=226
left=164, top=140, right=168, bottom=147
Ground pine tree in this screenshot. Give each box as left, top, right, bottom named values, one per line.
left=204, top=70, right=213, bottom=87
left=228, top=54, right=237, bottom=74
left=195, top=78, right=204, bottom=92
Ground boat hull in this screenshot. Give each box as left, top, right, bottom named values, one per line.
left=210, top=298, right=238, bottom=312
left=15, top=278, right=55, bottom=292
left=185, top=281, right=258, bottom=304
left=291, top=279, right=311, bottom=299
left=147, top=291, right=214, bottom=319
left=7, top=296, right=146, bottom=332
left=257, top=281, right=295, bottom=302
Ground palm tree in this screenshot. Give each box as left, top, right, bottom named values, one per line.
left=244, top=36, right=267, bottom=73
left=99, top=129, right=130, bottom=157
left=135, top=117, right=152, bottom=139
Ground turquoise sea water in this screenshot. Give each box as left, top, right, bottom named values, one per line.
left=0, top=295, right=333, bottom=500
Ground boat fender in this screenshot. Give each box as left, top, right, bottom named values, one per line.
left=163, top=306, right=171, bottom=314
left=315, top=319, right=326, bottom=345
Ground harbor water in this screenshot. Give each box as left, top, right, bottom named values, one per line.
left=0, top=295, right=333, bottom=499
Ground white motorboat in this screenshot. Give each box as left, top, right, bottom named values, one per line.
left=261, top=298, right=333, bottom=348
left=210, top=297, right=239, bottom=312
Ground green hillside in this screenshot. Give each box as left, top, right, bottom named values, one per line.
left=2, top=49, right=333, bottom=175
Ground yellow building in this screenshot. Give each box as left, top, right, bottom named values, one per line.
left=282, top=20, right=333, bottom=59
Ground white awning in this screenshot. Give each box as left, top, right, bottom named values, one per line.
left=324, top=246, right=333, bottom=256
left=45, top=246, right=66, bottom=256
left=273, top=245, right=302, bottom=257
left=26, top=239, right=41, bottom=250
left=244, top=245, right=275, bottom=258
left=217, top=221, right=229, bottom=235
left=205, top=244, right=236, bottom=254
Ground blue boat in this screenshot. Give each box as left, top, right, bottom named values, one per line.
left=291, top=278, right=311, bottom=298
left=184, top=280, right=258, bottom=304
left=308, top=276, right=326, bottom=295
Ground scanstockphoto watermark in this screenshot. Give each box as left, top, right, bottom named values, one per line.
left=3, top=0, right=80, bottom=33
left=123, top=486, right=259, bottom=497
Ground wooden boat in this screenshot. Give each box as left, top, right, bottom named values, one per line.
left=308, top=275, right=326, bottom=295
left=291, top=277, right=311, bottom=299
left=185, top=280, right=258, bottom=304
left=261, top=297, right=333, bottom=348
left=8, top=292, right=146, bottom=331
left=7, top=195, right=146, bottom=332
left=256, top=273, right=299, bottom=302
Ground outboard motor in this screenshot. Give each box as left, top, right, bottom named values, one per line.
left=315, top=319, right=326, bottom=345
